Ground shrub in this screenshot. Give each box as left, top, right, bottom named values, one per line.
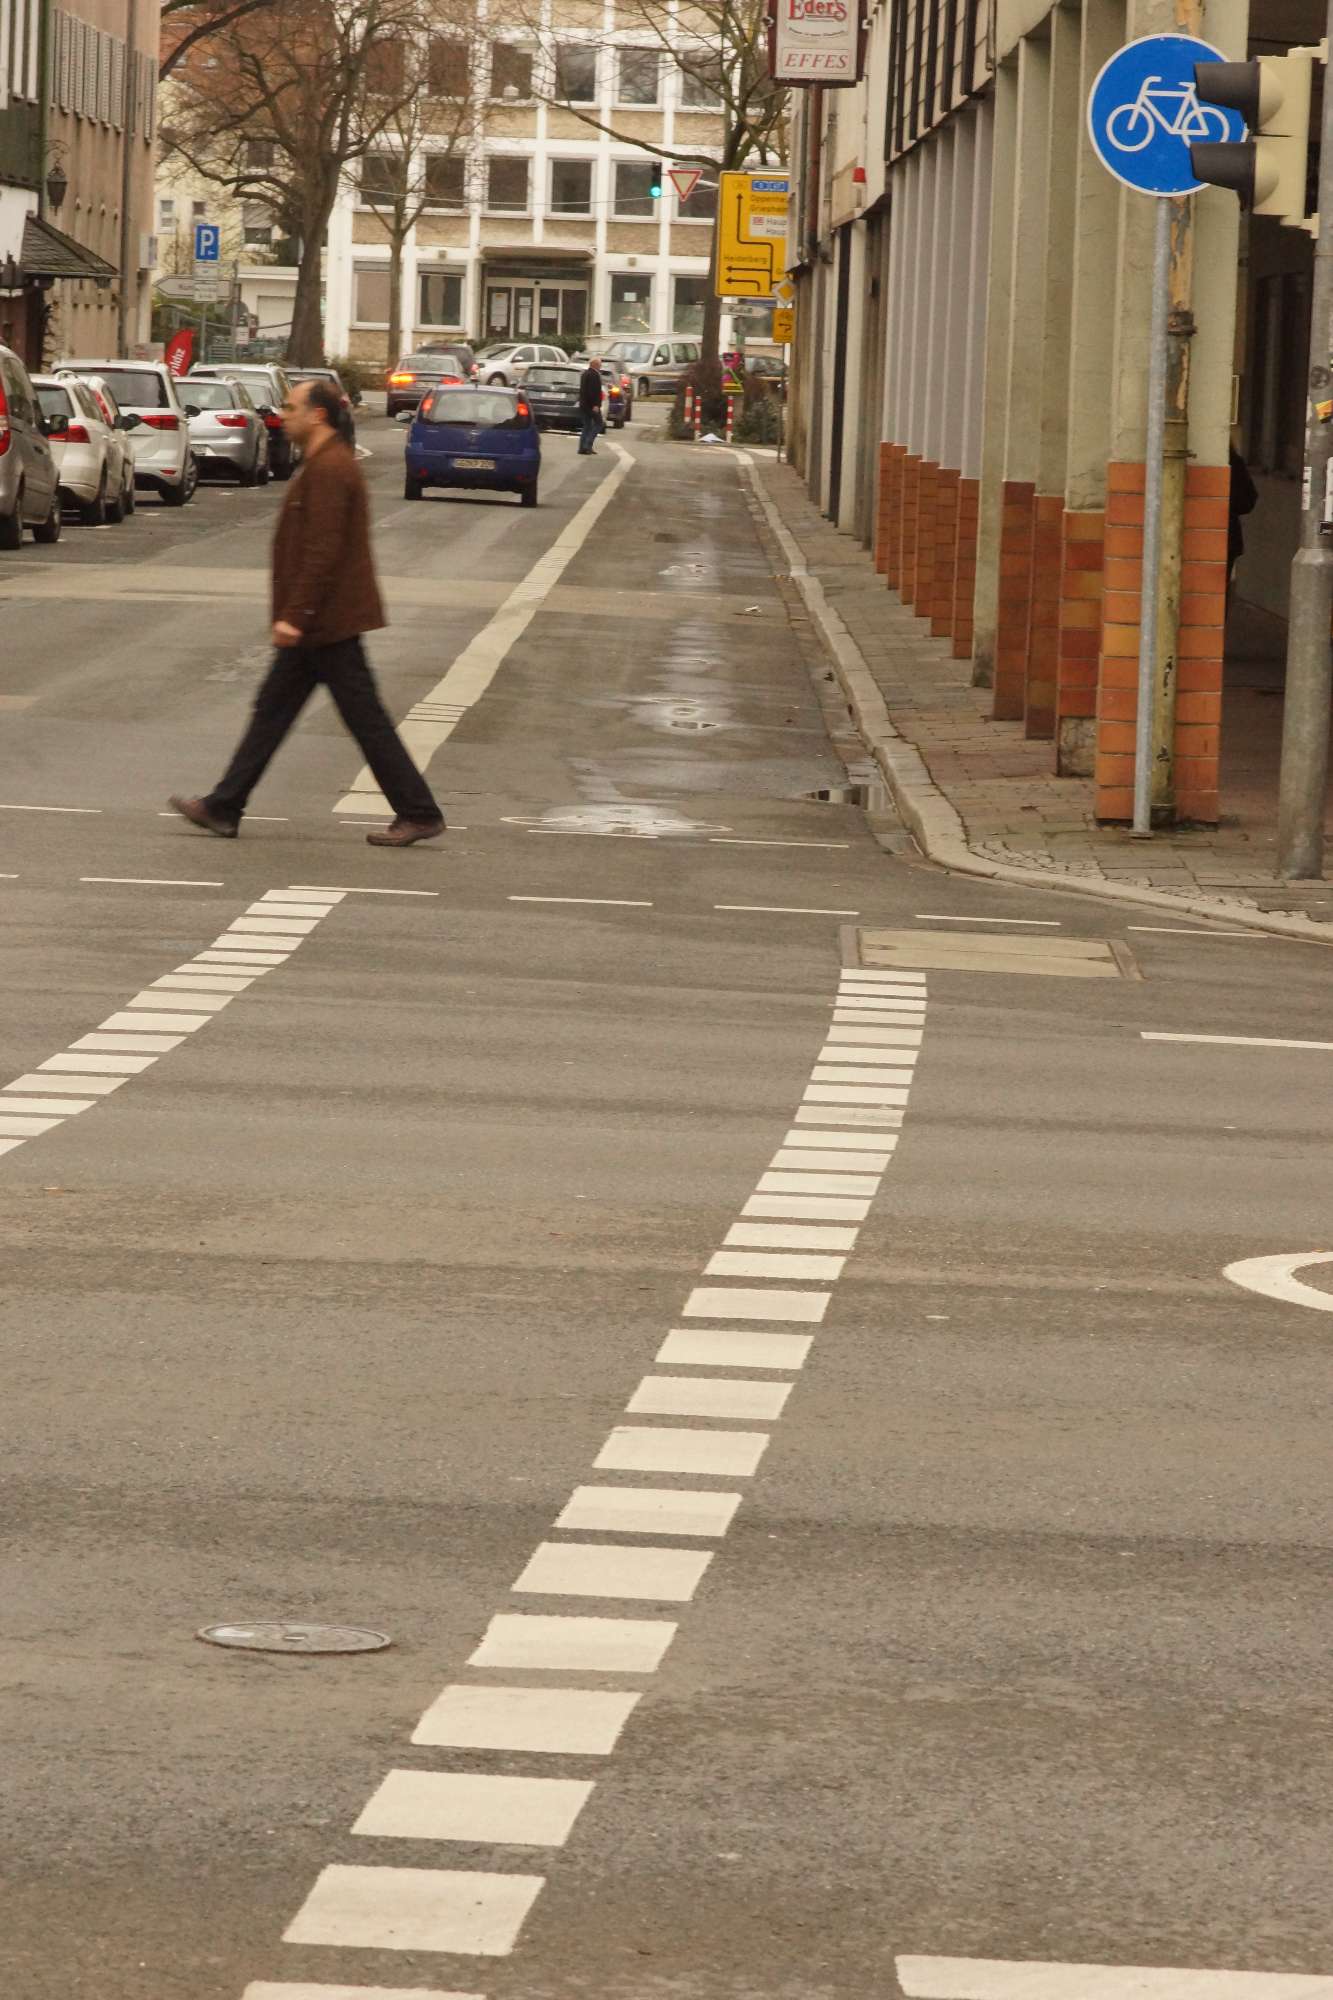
left=327, top=355, right=371, bottom=403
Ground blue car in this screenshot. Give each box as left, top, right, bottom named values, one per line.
left=404, top=385, right=541, bottom=508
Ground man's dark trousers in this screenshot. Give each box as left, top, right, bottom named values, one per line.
left=205, top=637, right=441, bottom=826
left=578, top=410, right=602, bottom=454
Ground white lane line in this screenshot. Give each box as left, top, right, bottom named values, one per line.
left=244, top=901, right=331, bottom=919
left=714, top=902, right=860, bottom=916
left=682, top=1284, right=829, bottom=1322
left=555, top=1485, right=741, bottom=1537
left=98, top=1011, right=210, bottom=1034
left=0, top=1113, right=66, bottom=1136
left=1128, top=926, right=1260, bottom=937
left=819, top=1045, right=918, bottom=1066
left=468, top=1614, right=677, bottom=1674
left=260, top=888, right=347, bottom=902
left=835, top=989, right=927, bottom=1002
left=709, top=836, right=852, bottom=848
left=626, top=1374, right=792, bottom=1420
left=412, top=1685, right=640, bottom=1754
left=246, top=1985, right=484, bottom=1999
left=512, top=1540, right=714, bottom=1602
left=1223, top=1251, right=1333, bottom=1314
left=896, top=1958, right=1333, bottom=1998
left=842, top=967, right=926, bottom=981
left=770, top=1149, right=890, bottom=1173
left=655, top=1326, right=813, bottom=1369
left=336, top=445, right=632, bottom=813
left=0, top=1097, right=97, bottom=1116
left=1142, top=1031, right=1333, bottom=1052
left=804, top=1085, right=910, bottom=1106
left=725, top=1221, right=859, bottom=1250
left=11, top=1073, right=128, bottom=1095
left=0, top=1138, right=24, bottom=1156
left=595, top=1426, right=770, bottom=1476
left=825, top=1026, right=922, bottom=1045
left=744, top=1192, right=871, bottom=1221
left=507, top=895, right=654, bottom=907
left=158, top=811, right=290, bottom=822
left=0, top=802, right=100, bottom=812
left=195, top=950, right=290, bottom=965
left=756, top=1171, right=880, bottom=1197
left=152, top=975, right=257, bottom=993
left=124, top=990, right=232, bottom=1014
left=703, top=1248, right=846, bottom=1283
left=72, top=1032, right=184, bottom=1053
left=783, top=1126, right=898, bottom=1149
left=40, top=1052, right=154, bottom=1074
left=833, top=1013, right=928, bottom=1028
left=81, top=876, right=224, bottom=888
left=288, top=884, right=439, bottom=896
left=814, top=1063, right=914, bottom=1083
left=283, top=1866, right=543, bottom=1955
left=914, top=912, right=1060, bottom=926
left=793, top=1102, right=902, bottom=1126
left=354, top=1770, right=594, bottom=1847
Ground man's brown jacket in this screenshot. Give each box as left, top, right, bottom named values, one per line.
left=271, top=437, right=386, bottom=645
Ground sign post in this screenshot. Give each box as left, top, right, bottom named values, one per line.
left=1087, top=35, right=1243, bottom=836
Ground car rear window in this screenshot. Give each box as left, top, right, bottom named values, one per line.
left=186, top=382, right=242, bottom=410
left=71, top=366, right=170, bottom=408
left=527, top=368, right=578, bottom=386
left=421, top=389, right=529, bottom=427
left=36, top=384, right=73, bottom=420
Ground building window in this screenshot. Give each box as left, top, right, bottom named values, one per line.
left=679, top=55, right=722, bottom=108
left=617, top=48, right=659, bottom=105
left=555, top=43, right=596, bottom=103
left=428, top=37, right=469, bottom=97
left=678, top=177, right=717, bottom=221
left=191, top=199, right=206, bottom=220
left=365, top=34, right=406, bottom=95
left=672, top=276, right=708, bottom=334
left=490, top=43, right=534, bottom=102
left=419, top=268, right=464, bottom=327
left=158, top=196, right=176, bottom=229
left=424, top=154, right=466, bottom=209
left=353, top=264, right=391, bottom=325
left=486, top=156, right=530, bottom=214
left=360, top=153, right=406, bottom=205
left=242, top=201, right=272, bottom=248
left=549, top=159, right=593, bottom=216
left=244, top=137, right=275, bottom=169
left=614, top=160, right=657, bottom=217
left=609, top=273, right=653, bottom=333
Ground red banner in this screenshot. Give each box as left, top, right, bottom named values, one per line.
left=165, top=328, right=195, bottom=378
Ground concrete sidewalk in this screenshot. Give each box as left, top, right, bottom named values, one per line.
left=750, top=456, right=1333, bottom=936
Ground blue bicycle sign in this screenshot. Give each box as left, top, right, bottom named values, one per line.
left=1088, top=34, right=1245, bottom=196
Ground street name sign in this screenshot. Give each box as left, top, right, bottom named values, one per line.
left=715, top=171, right=790, bottom=298
left=1088, top=33, right=1245, bottom=196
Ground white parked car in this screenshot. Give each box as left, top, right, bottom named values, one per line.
left=474, top=341, right=569, bottom=386
left=54, top=359, right=197, bottom=506
left=32, top=373, right=135, bottom=524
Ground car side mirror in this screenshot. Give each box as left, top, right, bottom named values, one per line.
left=256, top=404, right=273, bottom=417
left=120, top=412, right=141, bottom=430
left=40, top=413, right=67, bottom=438
left=184, top=404, right=201, bottom=419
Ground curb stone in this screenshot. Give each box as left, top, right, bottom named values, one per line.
left=741, top=458, right=1333, bottom=950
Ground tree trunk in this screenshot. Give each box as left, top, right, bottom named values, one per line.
left=285, top=181, right=337, bottom=365
left=386, top=214, right=405, bottom=369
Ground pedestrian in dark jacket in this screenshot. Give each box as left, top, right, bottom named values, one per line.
left=1227, top=443, right=1258, bottom=609
left=170, top=378, right=444, bottom=847
left=578, top=362, right=604, bottom=456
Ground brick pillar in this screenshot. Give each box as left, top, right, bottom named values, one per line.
left=1055, top=510, right=1104, bottom=776
left=1175, top=464, right=1228, bottom=823
left=911, top=461, right=940, bottom=611
left=993, top=481, right=1036, bottom=722
left=952, top=477, right=980, bottom=660
left=1024, top=494, right=1064, bottom=739
left=875, top=443, right=906, bottom=577
left=898, top=455, right=922, bottom=607
left=930, top=468, right=961, bottom=638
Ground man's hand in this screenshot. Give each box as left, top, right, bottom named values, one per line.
left=272, top=620, right=303, bottom=648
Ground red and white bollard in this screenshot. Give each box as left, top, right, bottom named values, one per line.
left=724, top=395, right=735, bottom=443
left=683, top=385, right=696, bottom=436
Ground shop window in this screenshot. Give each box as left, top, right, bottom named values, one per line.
left=672, top=275, right=708, bottom=334
left=419, top=269, right=464, bottom=326
left=353, top=264, right=390, bottom=324
left=609, top=273, right=653, bottom=333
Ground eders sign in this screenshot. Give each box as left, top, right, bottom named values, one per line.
left=768, top=0, right=864, bottom=86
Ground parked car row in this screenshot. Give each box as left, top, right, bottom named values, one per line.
left=0, top=339, right=358, bottom=548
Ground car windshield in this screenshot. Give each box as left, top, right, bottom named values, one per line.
left=186, top=382, right=243, bottom=410
left=404, top=355, right=457, bottom=371
left=420, top=389, right=527, bottom=428
left=606, top=342, right=653, bottom=362
left=35, top=384, right=73, bottom=420
left=68, top=366, right=170, bottom=408
left=527, top=368, right=578, bottom=386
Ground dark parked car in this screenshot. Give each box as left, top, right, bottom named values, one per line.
left=286, top=365, right=358, bottom=445
left=387, top=350, right=473, bottom=417
left=0, top=340, right=61, bottom=547
left=523, top=364, right=582, bottom=432
left=404, top=385, right=541, bottom=507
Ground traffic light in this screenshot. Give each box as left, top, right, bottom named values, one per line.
left=648, top=161, right=664, bottom=199
left=1190, top=51, right=1316, bottom=229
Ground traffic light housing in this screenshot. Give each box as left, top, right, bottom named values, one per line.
left=1190, top=51, right=1315, bottom=229
left=648, top=162, right=664, bottom=199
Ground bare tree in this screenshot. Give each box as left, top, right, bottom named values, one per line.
left=161, top=0, right=454, bottom=362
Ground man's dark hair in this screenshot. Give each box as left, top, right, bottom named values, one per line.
left=302, top=377, right=343, bottom=428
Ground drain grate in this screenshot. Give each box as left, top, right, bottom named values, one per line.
left=858, top=928, right=1136, bottom=979
left=198, top=1621, right=392, bottom=1655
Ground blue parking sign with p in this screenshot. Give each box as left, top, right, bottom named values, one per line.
left=194, top=221, right=221, bottom=262
left=1088, top=34, right=1245, bottom=196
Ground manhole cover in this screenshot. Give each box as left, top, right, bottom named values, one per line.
left=197, top=1621, right=392, bottom=1655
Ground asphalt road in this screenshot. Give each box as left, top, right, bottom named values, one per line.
left=1, top=415, right=1331, bottom=2000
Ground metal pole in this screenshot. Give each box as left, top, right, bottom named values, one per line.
left=1276, top=7, right=1333, bottom=878
left=1133, top=195, right=1172, bottom=837
left=116, top=0, right=137, bottom=354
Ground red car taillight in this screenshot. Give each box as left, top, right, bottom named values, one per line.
left=262, top=411, right=283, bottom=430
left=64, top=422, right=90, bottom=443
left=141, top=411, right=180, bottom=431
left=0, top=384, right=13, bottom=454
left=516, top=399, right=531, bottom=420
left=215, top=412, right=249, bottom=428
left=389, top=372, right=415, bottom=386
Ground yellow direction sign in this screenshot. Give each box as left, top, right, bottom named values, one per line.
left=716, top=171, right=791, bottom=298
left=771, top=307, right=795, bottom=343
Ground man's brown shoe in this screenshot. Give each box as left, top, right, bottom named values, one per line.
left=169, top=795, right=238, bottom=837
left=365, top=815, right=446, bottom=847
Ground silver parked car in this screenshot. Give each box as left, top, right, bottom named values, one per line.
left=0, top=341, right=62, bottom=547
left=187, top=363, right=296, bottom=477
left=180, top=376, right=269, bottom=484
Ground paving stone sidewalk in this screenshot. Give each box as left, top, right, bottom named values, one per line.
left=754, top=457, right=1333, bottom=926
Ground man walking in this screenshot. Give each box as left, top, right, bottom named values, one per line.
left=170, top=378, right=445, bottom=848
left=577, top=359, right=604, bottom=456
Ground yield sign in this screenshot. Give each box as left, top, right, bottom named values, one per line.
left=668, top=166, right=702, bottom=202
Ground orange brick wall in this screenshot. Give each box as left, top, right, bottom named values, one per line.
left=930, top=468, right=961, bottom=638
left=911, top=461, right=940, bottom=611
left=874, top=443, right=905, bottom=577
left=952, top=477, right=979, bottom=660
left=898, top=455, right=922, bottom=607
left=993, top=480, right=1035, bottom=722
left=1055, top=510, right=1104, bottom=776
left=1024, top=493, right=1063, bottom=739
left=1095, top=461, right=1227, bottom=823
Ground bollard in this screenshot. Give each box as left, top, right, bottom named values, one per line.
left=684, top=386, right=696, bottom=437
left=724, top=396, right=735, bottom=443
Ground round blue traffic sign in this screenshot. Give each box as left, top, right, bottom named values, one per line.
left=1088, top=34, right=1245, bottom=196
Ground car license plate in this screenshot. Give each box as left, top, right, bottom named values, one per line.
left=454, top=456, right=495, bottom=470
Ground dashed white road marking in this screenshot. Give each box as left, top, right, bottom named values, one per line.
left=682, top=1282, right=830, bottom=1320
left=81, top=876, right=225, bottom=887
left=1142, top=1031, right=1333, bottom=1052
left=288, top=883, right=440, bottom=895
left=507, top=895, right=653, bottom=907
left=825, top=1026, right=922, bottom=1045
left=354, top=1770, right=594, bottom=1848
left=704, top=1247, right=846, bottom=1282
left=0, top=801, right=101, bottom=812
left=468, top=1614, right=677, bottom=1674
left=512, top=1539, right=715, bottom=1601
left=1222, top=1251, right=1333, bottom=1314
left=793, top=1102, right=902, bottom=1126
left=714, top=902, right=860, bottom=915
left=284, top=1866, right=543, bottom=1956
left=74, top=1031, right=185, bottom=1053
left=708, top=836, right=852, bottom=848
left=554, top=1485, right=741, bottom=1537
left=725, top=1221, right=859, bottom=1249
left=743, top=1192, right=870, bottom=1220
left=1128, top=926, right=1260, bottom=937
left=245, top=1985, right=484, bottom=2000
left=412, top=1685, right=640, bottom=1754
left=0, top=1096, right=98, bottom=1116
left=914, top=912, right=1060, bottom=926
left=595, top=1425, right=770, bottom=1476
left=40, top=1051, right=154, bottom=1074
left=896, top=1958, right=1333, bottom=1998
left=783, top=1124, right=898, bottom=1148
left=10, top=1072, right=127, bottom=1095
left=655, top=1325, right=813, bottom=1368
left=770, top=1148, right=890, bottom=1173
left=627, top=1372, right=792, bottom=1419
